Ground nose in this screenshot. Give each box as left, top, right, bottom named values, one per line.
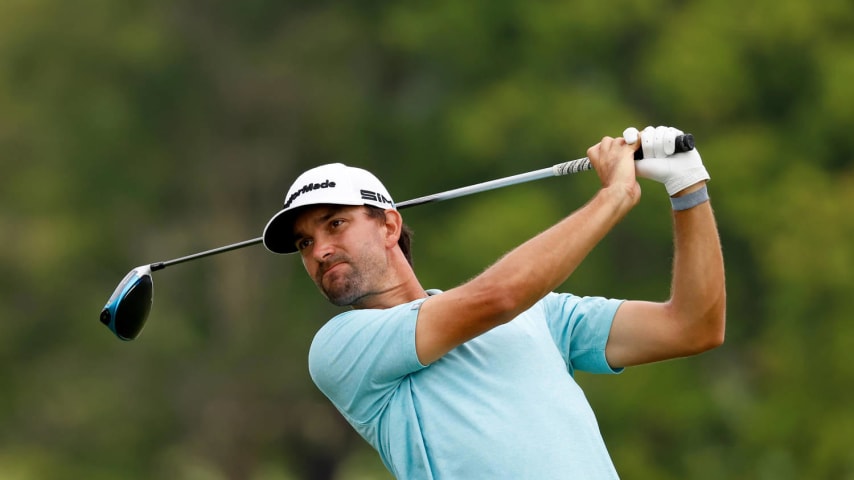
left=311, top=234, right=336, bottom=261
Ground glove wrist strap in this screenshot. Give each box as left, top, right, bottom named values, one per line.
left=670, top=185, right=709, bottom=211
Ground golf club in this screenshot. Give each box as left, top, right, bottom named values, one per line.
left=100, top=134, right=695, bottom=341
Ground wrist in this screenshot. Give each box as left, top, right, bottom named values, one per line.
left=599, top=182, right=640, bottom=213
left=663, top=164, right=710, bottom=197
left=670, top=184, right=709, bottom=211
left=671, top=181, right=706, bottom=197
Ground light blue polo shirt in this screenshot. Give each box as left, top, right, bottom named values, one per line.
left=308, top=292, right=624, bottom=479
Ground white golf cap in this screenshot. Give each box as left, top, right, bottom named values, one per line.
left=263, top=163, right=396, bottom=254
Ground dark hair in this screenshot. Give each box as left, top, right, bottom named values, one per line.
left=364, top=206, right=414, bottom=266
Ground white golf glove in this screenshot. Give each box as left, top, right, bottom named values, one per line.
left=623, top=126, right=710, bottom=196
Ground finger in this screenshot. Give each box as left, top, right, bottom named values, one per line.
left=641, top=126, right=655, bottom=159
left=654, top=126, right=667, bottom=158
left=597, top=136, right=616, bottom=155
left=586, top=141, right=602, bottom=161
left=623, top=127, right=639, bottom=145
left=622, top=127, right=641, bottom=154
left=663, top=127, right=683, bottom=155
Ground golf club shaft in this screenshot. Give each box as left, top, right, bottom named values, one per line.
left=150, top=237, right=264, bottom=271
left=150, top=157, right=593, bottom=271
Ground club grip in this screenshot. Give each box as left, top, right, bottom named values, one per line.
left=633, top=134, right=695, bottom=160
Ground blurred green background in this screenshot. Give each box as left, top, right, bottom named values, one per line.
left=1, top=0, right=853, bottom=478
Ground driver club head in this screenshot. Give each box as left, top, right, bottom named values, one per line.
left=100, top=265, right=153, bottom=341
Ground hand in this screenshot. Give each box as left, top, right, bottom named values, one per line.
left=624, top=126, right=710, bottom=196
left=586, top=136, right=641, bottom=203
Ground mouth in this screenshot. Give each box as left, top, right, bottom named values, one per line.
left=320, top=262, right=347, bottom=282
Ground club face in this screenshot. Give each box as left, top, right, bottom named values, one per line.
left=100, top=265, right=153, bottom=341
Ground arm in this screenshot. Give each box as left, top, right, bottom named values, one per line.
left=415, top=136, right=640, bottom=365
left=605, top=181, right=726, bottom=368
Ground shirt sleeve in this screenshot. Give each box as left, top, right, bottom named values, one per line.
left=540, top=292, right=625, bottom=375
left=308, top=302, right=427, bottom=424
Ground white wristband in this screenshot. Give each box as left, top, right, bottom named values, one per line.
left=670, top=185, right=709, bottom=211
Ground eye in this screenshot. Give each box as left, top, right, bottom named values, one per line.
left=295, top=238, right=313, bottom=251
left=330, top=218, right=345, bottom=229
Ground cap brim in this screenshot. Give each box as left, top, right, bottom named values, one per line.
left=264, top=196, right=397, bottom=254
left=263, top=200, right=369, bottom=254
left=262, top=208, right=301, bottom=254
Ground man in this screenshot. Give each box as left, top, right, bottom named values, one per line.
left=262, top=126, right=726, bottom=479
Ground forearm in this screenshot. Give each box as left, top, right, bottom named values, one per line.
left=668, top=184, right=726, bottom=348
left=604, top=184, right=726, bottom=367
left=416, top=136, right=639, bottom=364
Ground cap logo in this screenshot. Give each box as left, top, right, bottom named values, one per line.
left=361, top=189, right=394, bottom=206
left=283, top=180, right=337, bottom=208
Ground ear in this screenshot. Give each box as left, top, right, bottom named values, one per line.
left=383, top=209, right=403, bottom=250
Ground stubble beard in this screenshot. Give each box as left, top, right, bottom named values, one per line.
left=322, top=268, right=365, bottom=307
left=317, top=252, right=387, bottom=307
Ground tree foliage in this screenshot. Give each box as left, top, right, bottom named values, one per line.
left=1, top=0, right=852, bottom=478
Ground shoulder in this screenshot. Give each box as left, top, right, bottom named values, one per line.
left=308, top=301, right=427, bottom=416
left=312, top=301, right=423, bottom=346
left=308, top=300, right=425, bottom=379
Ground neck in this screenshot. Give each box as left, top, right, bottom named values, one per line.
left=352, top=250, right=427, bottom=310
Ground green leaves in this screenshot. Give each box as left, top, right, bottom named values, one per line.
left=2, top=0, right=854, bottom=478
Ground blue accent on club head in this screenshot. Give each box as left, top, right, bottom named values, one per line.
left=101, top=266, right=153, bottom=340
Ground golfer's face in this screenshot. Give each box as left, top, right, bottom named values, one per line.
left=292, top=205, right=389, bottom=306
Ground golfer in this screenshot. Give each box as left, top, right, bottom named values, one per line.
left=263, top=126, right=726, bottom=479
